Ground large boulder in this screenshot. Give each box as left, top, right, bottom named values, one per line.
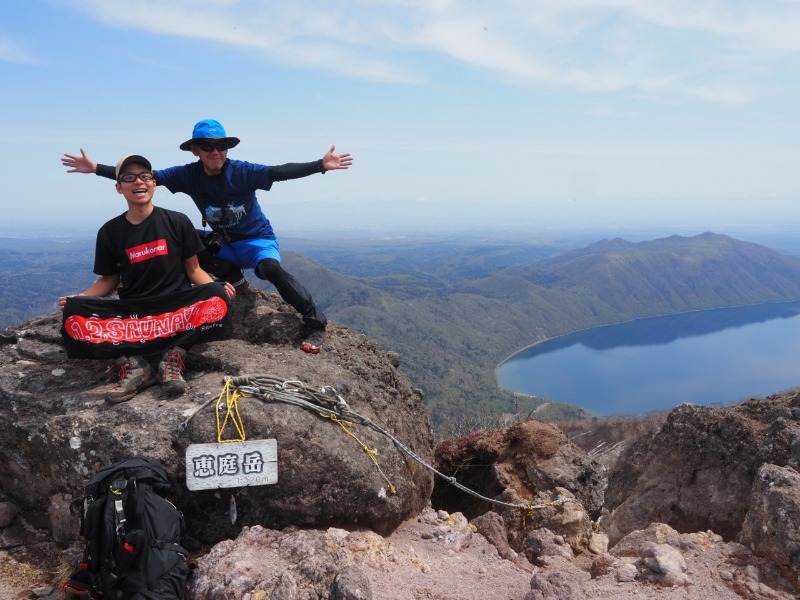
left=740, top=463, right=800, bottom=587
left=605, top=394, right=800, bottom=545
left=0, top=290, right=434, bottom=546
left=433, top=420, right=604, bottom=517
left=432, top=419, right=605, bottom=553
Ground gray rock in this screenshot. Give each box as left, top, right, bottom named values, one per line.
left=615, top=563, right=638, bottom=583
left=610, top=523, right=682, bottom=558
left=587, top=531, right=608, bottom=555
left=330, top=566, right=373, bottom=600
left=0, top=501, right=18, bottom=528
left=522, top=528, right=574, bottom=565
left=639, top=542, right=686, bottom=575
left=31, top=585, right=54, bottom=597
left=386, top=351, right=401, bottom=368
left=433, top=419, right=605, bottom=553
left=606, top=394, right=800, bottom=545
left=525, top=555, right=588, bottom=600
left=588, top=553, right=617, bottom=578
left=190, top=526, right=348, bottom=599
left=472, top=510, right=516, bottom=560
left=638, top=541, right=692, bottom=587
left=269, top=572, right=297, bottom=600
left=0, top=291, right=434, bottom=547
left=661, top=570, right=693, bottom=587
left=740, top=463, right=800, bottom=580
left=507, top=488, right=595, bottom=554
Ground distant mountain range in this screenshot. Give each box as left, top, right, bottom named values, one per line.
left=281, top=232, right=800, bottom=429
left=4, top=231, right=800, bottom=431
left=0, top=236, right=96, bottom=329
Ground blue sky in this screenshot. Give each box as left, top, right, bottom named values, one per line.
left=3, top=0, right=800, bottom=239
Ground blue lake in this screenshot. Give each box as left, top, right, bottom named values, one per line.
left=495, top=300, right=800, bottom=416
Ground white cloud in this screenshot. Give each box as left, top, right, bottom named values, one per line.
left=63, top=0, right=800, bottom=102
left=587, top=104, right=641, bottom=119
left=0, top=35, right=40, bottom=65
left=68, top=0, right=420, bottom=83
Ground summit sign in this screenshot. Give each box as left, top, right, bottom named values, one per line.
left=185, top=439, right=278, bottom=491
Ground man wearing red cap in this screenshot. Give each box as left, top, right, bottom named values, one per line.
left=63, top=119, right=353, bottom=353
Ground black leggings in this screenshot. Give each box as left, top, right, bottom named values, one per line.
left=197, top=250, right=327, bottom=330
left=255, top=259, right=327, bottom=330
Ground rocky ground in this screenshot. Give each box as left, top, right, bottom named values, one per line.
left=2, top=507, right=797, bottom=599
left=360, top=519, right=797, bottom=600
left=1, top=289, right=799, bottom=599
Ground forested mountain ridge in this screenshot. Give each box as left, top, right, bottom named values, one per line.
left=285, top=232, right=800, bottom=428
left=4, top=232, right=800, bottom=430
left=460, top=232, right=800, bottom=329
left=0, top=237, right=96, bottom=328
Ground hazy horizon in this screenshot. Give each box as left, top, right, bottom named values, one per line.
left=4, top=1, right=800, bottom=239
left=3, top=209, right=800, bottom=258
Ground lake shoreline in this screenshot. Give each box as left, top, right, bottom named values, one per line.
left=494, top=298, right=800, bottom=416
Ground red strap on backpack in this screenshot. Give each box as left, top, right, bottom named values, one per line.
left=60, top=578, right=97, bottom=599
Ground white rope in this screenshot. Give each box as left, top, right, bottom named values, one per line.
left=182, top=374, right=579, bottom=513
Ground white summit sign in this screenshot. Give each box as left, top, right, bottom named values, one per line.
left=185, top=439, right=278, bottom=491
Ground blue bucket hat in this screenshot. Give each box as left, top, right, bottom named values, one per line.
left=179, top=119, right=241, bottom=151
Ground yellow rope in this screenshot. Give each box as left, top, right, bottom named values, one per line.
left=520, top=504, right=534, bottom=528
left=200, top=376, right=586, bottom=517
left=215, top=378, right=247, bottom=443
left=321, top=411, right=397, bottom=495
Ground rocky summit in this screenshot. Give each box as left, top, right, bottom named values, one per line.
left=1, top=289, right=800, bottom=599
left=0, top=290, right=433, bottom=546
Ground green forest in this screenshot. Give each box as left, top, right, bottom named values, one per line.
left=4, top=232, right=800, bottom=432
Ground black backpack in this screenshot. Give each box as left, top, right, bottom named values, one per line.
left=63, top=457, right=188, bottom=600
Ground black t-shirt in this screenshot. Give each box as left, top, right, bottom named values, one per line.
left=94, top=206, right=205, bottom=299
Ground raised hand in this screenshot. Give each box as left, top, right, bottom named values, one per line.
left=62, top=148, right=97, bottom=174
left=322, top=145, right=353, bottom=171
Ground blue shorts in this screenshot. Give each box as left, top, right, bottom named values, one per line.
left=215, top=238, right=281, bottom=269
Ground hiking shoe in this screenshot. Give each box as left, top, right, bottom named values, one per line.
left=104, top=355, right=157, bottom=404
left=301, top=328, right=327, bottom=354
left=232, top=277, right=252, bottom=294
left=158, top=347, right=187, bottom=397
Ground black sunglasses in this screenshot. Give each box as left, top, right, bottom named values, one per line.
left=197, top=142, right=229, bottom=152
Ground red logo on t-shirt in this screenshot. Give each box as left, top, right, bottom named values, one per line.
left=127, top=239, right=169, bottom=263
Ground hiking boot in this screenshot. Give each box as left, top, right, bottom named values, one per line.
left=301, top=328, right=327, bottom=354
left=104, top=355, right=157, bottom=404
left=231, top=277, right=251, bottom=294
left=158, top=347, right=187, bottom=397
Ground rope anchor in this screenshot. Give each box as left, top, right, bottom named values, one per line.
left=184, top=374, right=581, bottom=519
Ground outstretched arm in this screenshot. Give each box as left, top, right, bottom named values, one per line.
left=62, top=148, right=97, bottom=174
left=62, top=149, right=121, bottom=181
left=321, top=145, right=353, bottom=171
left=269, top=144, right=354, bottom=182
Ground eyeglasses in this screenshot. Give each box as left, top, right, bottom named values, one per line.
left=197, top=142, right=229, bottom=153
left=118, top=172, right=155, bottom=183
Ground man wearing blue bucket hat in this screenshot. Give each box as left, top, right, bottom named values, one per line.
left=62, top=119, right=353, bottom=353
